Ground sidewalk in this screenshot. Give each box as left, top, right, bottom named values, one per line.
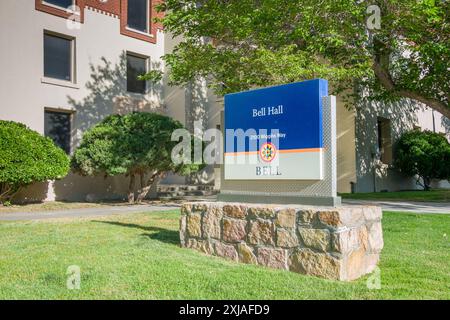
left=342, top=199, right=450, bottom=214
left=0, top=199, right=448, bottom=221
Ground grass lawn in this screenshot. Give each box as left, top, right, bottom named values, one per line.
left=0, top=200, right=180, bottom=214
left=0, top=211, right=448, bottom=300
left=0, top=201, right=111, bottom=214
left=340, top=189, right=450, bottom=203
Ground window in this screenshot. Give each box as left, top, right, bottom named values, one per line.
left=45, top=111, right=72, bottom=154
left=44, top=33, right=74, bottom=82
left=127, top=53, right=148, bottom=94
left=377, top=117, right=392, bottom=164
left=36, top=1, right=84, bottom=22
left=120, top=0, right=158, bottom=43
left=43, top=0, right=74, bottom=9
left=127, top=0, right=149, bottom=33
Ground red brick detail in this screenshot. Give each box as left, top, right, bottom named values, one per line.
left=35, top=0, right=85, bottom=23
left=85, top=0, right=120, bottom=16
left=120, top=0, right=163, bottom=44
left=36, top=0, right=164, bottom=44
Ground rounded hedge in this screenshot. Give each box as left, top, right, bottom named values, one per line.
left=0, top=120, right=70, bottom=202
left=395, top=130, right=450, bottom=190
left=72, top=112, right=203, bottom=203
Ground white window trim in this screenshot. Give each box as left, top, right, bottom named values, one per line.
left=41, top=77, right=79, bottom=89
left=126, top=0, right=151, bottom=35
left=125, top=26, right=155, bottom=38
left=43, top=30, right=77, bottom=85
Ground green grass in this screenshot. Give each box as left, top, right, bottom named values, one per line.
left=0, top=211, right=449, bottom=300
left=0, top=201, right=107, bottom=213
left=340, top=190, right=450, bottom=202
left=0, top=200, right=180, bottom=214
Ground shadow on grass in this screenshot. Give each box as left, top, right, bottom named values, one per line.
left=92, top=220, right=179, bottom=245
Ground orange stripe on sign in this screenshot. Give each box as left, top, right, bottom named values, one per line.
left=279, top=148, right=322, bottom=154
left=225, top=148, right=323, bottom=156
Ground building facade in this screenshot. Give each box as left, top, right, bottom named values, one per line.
left=0, top=0, right=218, bottom=202
left=354, top=98, right=449, bottom=193
left=0, top=1, right=448, bottom=203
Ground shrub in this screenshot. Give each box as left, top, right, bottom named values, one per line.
left=0, top=121, right=70, bottom=204
left=395, top=130, right=450, bottom=190
left=72, top=112, right=203, bottom=203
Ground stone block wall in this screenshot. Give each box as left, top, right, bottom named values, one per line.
left=180, top=202, right=384, bottom=281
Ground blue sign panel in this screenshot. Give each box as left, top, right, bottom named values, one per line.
left=224, top=79, right=328, bottom=180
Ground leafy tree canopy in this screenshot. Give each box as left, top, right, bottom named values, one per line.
left=0, top=121, right=70, bottom=203
left=395, top=130, right=450, bottom=190
left=72, top=112, right=203, bottom=203
left=149, top=0, right=449, bottom=118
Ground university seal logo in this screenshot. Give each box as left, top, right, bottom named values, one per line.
left=259, top=142, right=277, bottom=163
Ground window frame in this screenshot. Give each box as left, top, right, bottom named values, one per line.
left=126, top=52, right=149, bottom=95
left=43, top=30, right=77, bottom=85
left=42, top=0, right=75, bottom=10
left=35, top=0, right=84, bottom=22
left=126, top=0, right=150, bottom=34
left=376, top=117, right=393, bottom=165
left=120, top=0, right=157, bottom=43
left=44, top=108, right=74, bottom=155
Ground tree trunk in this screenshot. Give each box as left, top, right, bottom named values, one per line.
left=0, top=183, right=20, bottom=204
left=136, top=171, right=159, bottom=203
left=140, top=173, right=145, bottom=191
left=423, top=177, right=432, bottom=191
left=0, top=184, right=10, bottom=203
left=7, top=186, right=22, bottom=202
left=128, top=173, right=136, bottom=204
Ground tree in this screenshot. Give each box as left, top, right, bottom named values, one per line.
left=0, top=121, right=70, bottom=204
left=148, top=0, right=449, bottom=118
left=72, top=112, right=203, bottom=203
left=395, top=130, right=450, bottom=190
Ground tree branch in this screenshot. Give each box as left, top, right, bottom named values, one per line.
left=0, top=185, right=12, bottom=201
left=372, top=53, right=450, bottom=119
left=9, top=186, right=23, bottom=202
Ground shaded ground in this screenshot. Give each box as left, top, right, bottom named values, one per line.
left=340, top=190, right=450, bottom=203
left=0, top=211, right=448, bottom=299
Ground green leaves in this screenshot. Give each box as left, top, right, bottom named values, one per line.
left=395, top=130, right=450, bottom=190
left=71, top=112, right=201, bottom=179
left=0, top=121, right=70, bottom=202
left=153, top=0, right=449, bottom=116
left=138, top=69, right=163, bottom=83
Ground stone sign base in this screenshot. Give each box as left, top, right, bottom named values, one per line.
left=180, top=202, right=383, bottom=281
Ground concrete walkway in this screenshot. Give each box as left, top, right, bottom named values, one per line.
left=0, top=199, right=448, bottom=221
left=343, top=199, right=450, bottom=214
left=0, top=204, right=180, bottom=221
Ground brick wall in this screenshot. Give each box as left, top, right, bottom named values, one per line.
left=35, top=0, right=164, bottom=43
